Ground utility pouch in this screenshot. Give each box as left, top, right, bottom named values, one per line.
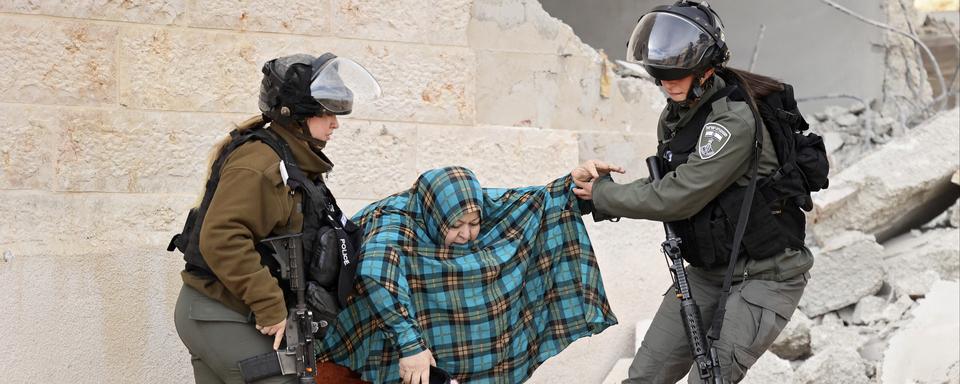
left=795, top=132, right=830, bottom=193
left=716, top=187, right=788, bottom=260
left=309, top=226, right=344, bottom=288
left=692, top=203, right=732, bottom=269
left=306, top=281, right=339, bottom=337
left=167, top=207, right=199, bottom=253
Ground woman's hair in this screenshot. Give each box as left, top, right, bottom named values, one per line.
left=718, top=67, right=784, bottom=108
left=194, top=114, right=268, bottom=205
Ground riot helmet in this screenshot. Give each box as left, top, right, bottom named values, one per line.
left=625, top=1, right=729, bottom=84
left=258, top=53, right=381, bottom=123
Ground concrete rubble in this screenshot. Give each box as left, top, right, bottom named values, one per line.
left=881, top=281, right=960, bottom=384
left=798, top=231, right=886, bottom=317
left=795, top=346, right=872, bottom=384
left=809, top=108, right=960, bottom=243
left=740, top=111, right=958, bottom=384
left=740, top=352, right=797, bottom=384
left=770, top=311, right=814, bottom=360
left=882, top=227, right=960, bottom=297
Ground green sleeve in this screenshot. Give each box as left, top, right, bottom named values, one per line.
left=592, top=110, right=755, bottom=222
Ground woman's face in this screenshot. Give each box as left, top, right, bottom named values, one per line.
left=661, top=75, right=694, bottom=102
left=660, top=69, right=715, bottom=102
left=444, top=210, right=481, bottom=246
left=306, top=114, right=339, bottom=141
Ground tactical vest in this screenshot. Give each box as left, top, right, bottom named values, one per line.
left=656, top=84, right=816, bottom=268
left=168, top=126, right=359, bottom=321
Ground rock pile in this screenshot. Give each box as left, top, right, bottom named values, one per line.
left=744, top=109, right=960, bottom=384
left=809, top=103, right=902, bottom=170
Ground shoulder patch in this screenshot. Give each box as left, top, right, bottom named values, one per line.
left=697, top=122, right=732, bottom=160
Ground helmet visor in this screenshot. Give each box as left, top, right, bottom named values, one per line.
left=626, top=12, right=715, bottom=71
left=310, top=57, right=382, bottom=115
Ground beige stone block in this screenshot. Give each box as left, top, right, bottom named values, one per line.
left=119, top=29, right=475, bottom=125
left=469, top=0, right=592, bottom=56
left=119, top=27, right=331, bottom=112
left=475, top=52, right=563, bottom=128
left=0, top=104, right=58, bottom=190
left=0, top=249, right=191, bottom=383
left=331, top=0, right=470, bottom=46
left=0, top=191, right=194, bottom=256
left=51, top=108, right=239, bottom=194
left=476, top=52, right=659, bottom=133
left=322, top=119, right=419, bottom=200
left=0, top=16, right=116, bottom=105
left=184, top=0, right=330, bottom=35
left=578, top=131, right=659, bottom=184
left=0, top=1, right=185, bottom=25
left=334, top=41, right=476, bottom=124
left=416, top=124, right=577, bottom=188
left=118, top=25, right=250, bottom=111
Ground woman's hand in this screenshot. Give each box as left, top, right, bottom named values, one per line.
left=255, top=319, right=287, bottom=350
left=399, top=348, right=436, bottom=384
left=572, top=160, right=625, bottom=200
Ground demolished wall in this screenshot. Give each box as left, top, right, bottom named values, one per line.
left=0, top=1, right=667, bottom=383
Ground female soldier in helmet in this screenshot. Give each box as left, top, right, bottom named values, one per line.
left=172, top=53, right=380, bottom=384
left=574, top=1, right=815, bottom=383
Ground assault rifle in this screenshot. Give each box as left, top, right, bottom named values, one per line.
left=238, top=233, right=318, bottom=384
left=646, top=156, right=723, bottom=384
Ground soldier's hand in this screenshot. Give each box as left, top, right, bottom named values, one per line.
left=256, top=319, right=287, bottom=350
left=573, top=179, right=595, bottom=200
left=572, top=160, right=624, bottom=200
left=573, top=159, right=625, bottom=180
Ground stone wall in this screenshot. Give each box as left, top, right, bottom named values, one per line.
left=0, top=1, right=666, bottom=383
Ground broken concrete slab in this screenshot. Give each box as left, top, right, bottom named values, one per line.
left=851, top=296, right=888, bottom=325
left=740, top=352, right=797, bottom=384
left=835, top=113, right=859, bottom=127
left=837, top=304, right=857, bottom=325
left=882, top=227, right=960, bottom=297
left=880, top=294, right=914, bottom=323
left=810, top=323, right=871, bottom=355
left=799, top=232, right=885, bottom=317
left=795, top=346, right=871, bottom=384
left=810, top=109, right=960, bottom=243
left=851, top=293, right=915, bottom=326
left=881, top=280, right=960, bottom=384
left=770, top=310, right=814, bottom=360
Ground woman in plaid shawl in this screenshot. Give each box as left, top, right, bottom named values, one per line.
left=318, top=166, right=618, bottom=383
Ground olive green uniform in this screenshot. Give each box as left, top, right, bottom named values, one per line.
left=174, top=124, right=332, bottom=384
left=591, top=77, right=814, bottom=383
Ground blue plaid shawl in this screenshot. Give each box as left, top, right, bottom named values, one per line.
left=318, top=167, right=616, bottom=383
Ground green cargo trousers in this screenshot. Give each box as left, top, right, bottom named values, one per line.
left=174, top=284, right=297, bottom=384
left=622, top=269, right=807, bottom=384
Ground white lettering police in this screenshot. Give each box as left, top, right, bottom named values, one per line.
left=339, top=238, right=350, bottom=266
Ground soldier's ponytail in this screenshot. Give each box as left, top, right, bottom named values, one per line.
left=719, top=67, right=784, bottom=107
